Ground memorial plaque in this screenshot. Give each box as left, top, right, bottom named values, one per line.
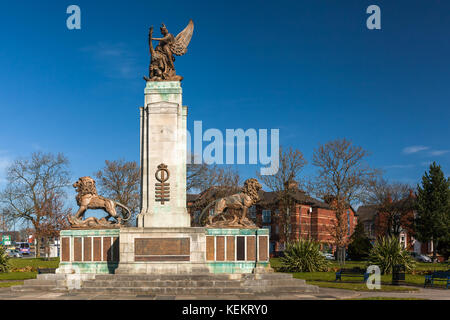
left=93, top=237, right=102, bottom=261
left=226, top=236, right=235, bottom=261
left=216, top=236, right=225, bottom=261
left=206, top=236, right=215, bottom=261
left=112, top=237, right=119, bottom=262
left=258, top=235, right=269, bottom=261
left=134, top=238, right=190, bottom=261
left=236, top=236, right=245, bottom=261
left=103, top=237, right=112, bottom=261
left=83, top=237, right=92, bottom=262
left=61, top=237, right=70, bottom=262
left=246, top=236, right=256, bottom=261
left=74, top=237, right=82, bottom=262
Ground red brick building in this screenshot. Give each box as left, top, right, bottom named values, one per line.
left=187, top=187, right=357, bottom=256
left=357, top=198, right=434, bottom=257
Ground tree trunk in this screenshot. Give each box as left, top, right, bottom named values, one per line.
left=432, top=238, right=438, bottom=263
left=36, top=237, right=40, bottom=258
left=337, top=246, right=346, bottom=265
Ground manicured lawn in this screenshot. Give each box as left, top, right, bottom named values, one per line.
left=0, top=272, right=37, bottom=281
left=270, top=258, right=449, bottom=290
left=270, top=258, right=448, bottom=273
left=0, top=258, right=60, bottom=283
left=9, top=257, right=59, bottom=269
left=303, top=280, right=416, bottom=292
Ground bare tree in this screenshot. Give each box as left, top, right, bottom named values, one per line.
left=0, top=152, right=71, bottom=257
left=367, top=179, right=415, bottom=239
left=34, top=192, right=70, bottom=258
left=187, top=153, right=241, bottom=193
left=0, top=208, right=14, bottom=232
left=310, top=138, right=379, bottom=264
left=257, top=146, right=307, bottom=244
left=94, top=159, right=140, bottom=224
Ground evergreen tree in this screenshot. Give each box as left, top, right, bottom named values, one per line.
left=415, top=162, right=450, bottom=262
left=347, top=220, right=372, bottom=260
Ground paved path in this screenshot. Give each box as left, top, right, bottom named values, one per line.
left=0, top=286, right=448, bottom=300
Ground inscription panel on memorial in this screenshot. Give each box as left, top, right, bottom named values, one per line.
left=134, top=238, right=190, bottom=261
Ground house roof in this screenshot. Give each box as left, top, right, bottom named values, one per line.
left=357, top=196, right=416, bottom=222
left=258, top=190, right=333, bottom=209
left=356, top=205, right=378, bottom=222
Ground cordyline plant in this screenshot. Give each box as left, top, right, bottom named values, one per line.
left=367, top=236, right=415, bottom=274
left=279, top=239, right=330, bottom=272
left=0, top=245, right=10, bottom=273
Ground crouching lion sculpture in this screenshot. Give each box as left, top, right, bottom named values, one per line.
left=199, top=178, right=262, bottom=228
left=68, top=176, right=131, bottom=228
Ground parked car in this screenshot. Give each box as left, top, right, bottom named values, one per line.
left=7, top=249, right=23, bottom=258
left=410, top=252, right=432, bottom=263
left=320, top=252, right=335, bottom=260
left=16, top=242, right=31, bottom=255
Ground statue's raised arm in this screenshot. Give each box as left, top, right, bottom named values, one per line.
left=145, top=19, right=194, bottom=82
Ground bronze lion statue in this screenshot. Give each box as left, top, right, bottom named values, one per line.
left=68, top=176, right=131, bottom=227
left=200, top=178, right=262, bottom=228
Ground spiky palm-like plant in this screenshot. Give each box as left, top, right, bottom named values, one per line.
left=279, top=239, right=330, bottom=272
left=367, top=236, right=415, bottom=274
left=0, top=246, right=10, bottom=273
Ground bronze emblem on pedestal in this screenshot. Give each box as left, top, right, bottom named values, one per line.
left=155, top=164, right=170, bottom=204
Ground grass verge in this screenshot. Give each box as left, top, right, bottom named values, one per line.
left=9, top=257, right=59, bottom=269
left=0, top=272, right=37, bottom=281
left=303, top=280, right=417, bottom=292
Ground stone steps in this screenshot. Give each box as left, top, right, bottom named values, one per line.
left=10, top=274, right=66, bottom=292
left=80, top=286, right=255, bottom=295
left=94, top=274, right=237, bottom=281
left=11, top=284, right=57, bottom=292
left=77, top=273, right=317, bottom=295
left=83, top=280, right=243, bottom=288
left=9, top=272, right=318, bottom=295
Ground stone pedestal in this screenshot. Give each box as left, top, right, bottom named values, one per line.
left=56, top=228, right=120, bottom=274
left=115, top=227, right=209, bottom=274
left=205, top=228, right=271, bottom=274
left=137, top=81, right=189, bottom=228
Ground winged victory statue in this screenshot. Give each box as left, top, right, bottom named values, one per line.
left=144, top=19, right=194, bottom=81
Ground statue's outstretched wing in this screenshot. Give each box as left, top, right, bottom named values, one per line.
left=170, top=19, right=194, bottom=56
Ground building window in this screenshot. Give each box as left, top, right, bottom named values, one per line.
left=264, top=225, right=272, bottom=235
left=194, top=210, right=201, bottom=221
left=275, top=225, right=279, bottom=235
left=262, top=210, right=271, bottom=223
left=269, top=242, right=275, bottom=253
left=400, top=233, right=406, bottom=249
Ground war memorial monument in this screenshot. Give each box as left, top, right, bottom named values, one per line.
left=14, top=20, right=318, bottom=296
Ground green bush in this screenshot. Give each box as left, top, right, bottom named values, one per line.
left=367, top=236, right=415, bottom=274
left=279, top=239, right=330, bottom=272
left=347, top=221, right=372, bottom=260
left=0, top=246, right=10, bottom=273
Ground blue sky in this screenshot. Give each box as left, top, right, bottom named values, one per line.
left=0, top=0, right=449, bottom=211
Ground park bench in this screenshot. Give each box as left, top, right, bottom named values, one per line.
left=424, top=271, right=450, bottom=289
left=37, top=268, right=56, bottom=274
left=335, top=268, right=369, bottom=282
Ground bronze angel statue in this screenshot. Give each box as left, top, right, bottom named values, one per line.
left=144, top=19, right=194, bottom=81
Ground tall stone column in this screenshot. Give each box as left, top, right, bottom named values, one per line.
left=137, top=81, right=190, bottom=228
